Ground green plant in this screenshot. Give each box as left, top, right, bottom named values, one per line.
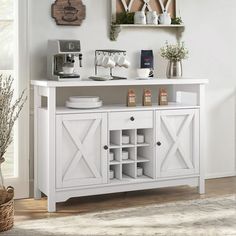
left=171, top=17, right=183, bottom=25
left=115, top=12, right=135, bottom=25
left=0, top=75, right=27, bottom=190
left=160, top=41, right=189, bottom=62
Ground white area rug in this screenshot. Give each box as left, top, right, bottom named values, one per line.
left=2, top=195, right=236, bottom=236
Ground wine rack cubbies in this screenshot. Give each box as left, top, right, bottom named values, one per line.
left=109, top=127, right=154, bottom=183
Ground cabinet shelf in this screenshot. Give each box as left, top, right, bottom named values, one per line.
left=122, top=159, right=135, bottom=164
left=137, top=156, right=150, bottom=163
left=136, top=143, right=150, bottom=147
left=109, top=160, right=120, bottom=165
left=55, top=103, right=200, bottom=115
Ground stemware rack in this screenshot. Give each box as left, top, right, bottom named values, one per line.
left=95, top=49, right=127, bottom=79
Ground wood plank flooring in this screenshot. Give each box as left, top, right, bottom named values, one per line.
left=14, top=177, right=236, bottom=222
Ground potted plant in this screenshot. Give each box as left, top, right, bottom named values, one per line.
left=0, top=75, right=27, bottom=232
left=160, top=41, right=189, bottom=79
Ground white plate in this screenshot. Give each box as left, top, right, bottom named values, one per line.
left=69, top=96, right=100, bottom=103
left=66, top=100, right=103, bottom=109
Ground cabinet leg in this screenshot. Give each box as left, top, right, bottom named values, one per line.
left=34, top=187, right=41, bottom=200
left=199, top=177, right=205, bottom=194
left=47, top=197, right=56, bottom=212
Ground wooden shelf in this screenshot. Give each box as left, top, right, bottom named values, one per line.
left=110, top=23, right=185, bottom=40
left=117, top=24, right=185, bottom=28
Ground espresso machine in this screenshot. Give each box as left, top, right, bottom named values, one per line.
left=47, top=40, right=82, bottom=81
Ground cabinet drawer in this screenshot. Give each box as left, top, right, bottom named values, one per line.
left=109, top=111, right=153, bottom=130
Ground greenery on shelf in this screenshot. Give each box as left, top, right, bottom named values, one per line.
left=114, top=12, right=135, bottom=25
left=160, top=41, right=189, bottom=62
left=171, top=17, right=183, bottom=25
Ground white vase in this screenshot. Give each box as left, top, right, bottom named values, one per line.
left=134, top=11, right=146, bottom=25
left=159, top=10, right=171, bottom=25
left=146, top=11, right=158, bottom=25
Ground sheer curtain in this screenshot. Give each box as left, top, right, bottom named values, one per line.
left=0, top=0, right=15, bottom=178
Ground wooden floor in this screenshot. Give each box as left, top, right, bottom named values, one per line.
left=14, top=177, right=236, bottom=222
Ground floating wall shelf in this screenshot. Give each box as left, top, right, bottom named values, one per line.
left=110, top=0, right=184, bottom=41
left=110, top=24, right=185, bottom=41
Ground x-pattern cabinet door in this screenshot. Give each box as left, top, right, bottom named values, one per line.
left=56, top=113, right=108, bottom=189
left=156, top=109, right=199, bottom=178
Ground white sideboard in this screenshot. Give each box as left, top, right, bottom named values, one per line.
left=31, top=78, right=208, bottom=212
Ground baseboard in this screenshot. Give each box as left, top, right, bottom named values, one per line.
left=205, top=171, right=236, bottom=180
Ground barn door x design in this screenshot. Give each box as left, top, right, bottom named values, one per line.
left=120, top=0, right=172, bottom=12
left=62, top=119, right=101, bottom=181
left=161, top=113, right=194, bottom=171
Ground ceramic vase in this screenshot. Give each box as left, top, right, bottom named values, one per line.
left=166, top=60, right=182, bottom=79
left=159, top=10, right=171, bottom=25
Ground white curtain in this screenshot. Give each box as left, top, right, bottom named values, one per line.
left=0, top=0, right=14, bottom=70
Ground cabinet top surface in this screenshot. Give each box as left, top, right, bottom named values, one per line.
left=31, top=78, right=208, bottom=88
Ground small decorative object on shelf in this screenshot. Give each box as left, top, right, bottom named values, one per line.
left=0, top=75, right=27, bottom=232
left=51, top=0, right=86, bottom=26
left=143, top=89, right=152, bottom=106
left=122, top=150, right=129, bottom=160
left=122, top=135, right=130, bottom=144
left=137, top=134, right=145, bottom=144
left=137, top=167, right=143, bottom=176
left=109, top=152, right=115, bottom=161
left=160, top=41, right=189, bottom=79
left=134, top=11, right=146, bottom=25
left=171, top=16, right=183, bottom=25
left=109, top=170, right=115, bottom=179
left=127, top=89, right=136, bottom=107
left=146, top=11, right=158, bottom=25
left=159, top=88, right=168, bottom=105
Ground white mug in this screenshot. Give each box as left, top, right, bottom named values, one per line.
left=146, top=11, right=158, bottom=25
left=118, top=56, right=130, bottom=68
left=102, top=56, right=116, bottom=68
left=96, top=55, right=104, bottom=66
left=62, top=66, right=74, bottom=74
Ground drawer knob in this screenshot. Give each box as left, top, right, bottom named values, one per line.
left=104, top=145, right=109, bottom=150
left=130, top=116, right=135, bottom=121
left=157, top=142, right=162, bottom=146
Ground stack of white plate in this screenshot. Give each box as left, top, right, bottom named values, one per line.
left=66, top=96, right=103, bottom=109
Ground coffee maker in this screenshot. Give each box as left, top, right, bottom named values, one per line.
left=47, top=40, right=82, bottom=81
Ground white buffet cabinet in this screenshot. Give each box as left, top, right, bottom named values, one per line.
left=32, top=78, right=208, bottom=212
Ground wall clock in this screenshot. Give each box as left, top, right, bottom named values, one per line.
left=52, top=0, right=86, bottom=26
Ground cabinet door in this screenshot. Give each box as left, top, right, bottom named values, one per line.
left=56, top=113, right=108, bottom=189
left=156, top=109, right=199, bottom=178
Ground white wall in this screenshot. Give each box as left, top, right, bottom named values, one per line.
left=29, top=0, right=236, bottom=180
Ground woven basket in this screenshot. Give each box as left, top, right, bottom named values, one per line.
left=0, top=187, right=14, bottom=232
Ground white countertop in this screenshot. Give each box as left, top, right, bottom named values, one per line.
left=31, top=78, right=209, bottom=87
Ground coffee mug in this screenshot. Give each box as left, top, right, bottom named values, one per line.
left=62, top=66, right=74, bottom=74
left=96, top=55, right=105, bottom=66
left=117, top=56, right=130, bottom=68
left=102, top=56, right=116, bottom=68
